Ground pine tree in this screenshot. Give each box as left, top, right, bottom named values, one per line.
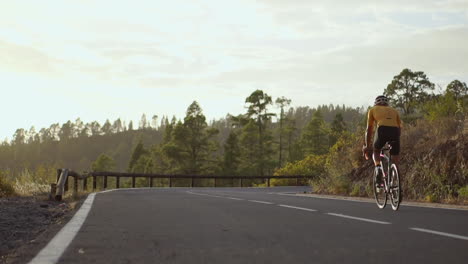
left=275, top=96, right=291, bottom=167
left=92, top=154, right=115, bottom=172
left=245, top=90, right=276, bottom=176
left=222, top=131, right=241, bottom=176
left=301, top=110, right=329, bottom=155
left=128, top=139, right=148, bottom=172
left=163, top=102, right=219, bottom=174
left=329, top=113, right=346, bottom=147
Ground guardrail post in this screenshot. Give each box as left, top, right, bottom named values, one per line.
left=104, top=176, right=108, bottom=189
left=83, top=177, right=88, bottom=191
left=149, top=177, right=153, bottom=188
left=132, top=176, right=136, bottom=188
left=191, top=177, right=194, bottom=188
left=296, top=178, right=299, bottom=186
left=93, top=176, right=97, bottom=191
left=55, top=169, right=69, bottom=201
left=73, top=176, right=78, bottom=193
left=56, top=169, right=62, bottom=183
left=64, top=175, right=69, bottom=193
left=240, top=178, right=243, bottom=187
left=214, top=178, right=217, bottom=187
left=169, top=178, right=172, bottom=187
left=116, top=176, right=120, bottom=189
left=267, top=178, right=270, bottom=187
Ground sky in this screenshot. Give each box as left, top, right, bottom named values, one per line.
left=1, top=0, right=468, bottom=140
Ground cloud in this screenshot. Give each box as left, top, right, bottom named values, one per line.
left=1, top=0, right=467, bottom=138
left=199, top=26, right=468, bottom=107
left=0, top=40, right=58, bottom=74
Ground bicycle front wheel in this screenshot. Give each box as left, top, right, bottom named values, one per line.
left=389, top=164, right=401, bottom=211
left=373, top=166, right=386, bottom=209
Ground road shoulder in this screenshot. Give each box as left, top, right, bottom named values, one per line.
left=0, top=195, right=87, bottom=264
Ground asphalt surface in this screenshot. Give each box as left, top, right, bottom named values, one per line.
left=46, top=187, right=468, bottom=263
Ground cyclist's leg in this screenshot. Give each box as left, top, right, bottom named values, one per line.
left=373, top=148, right=382, bottom=166
left=373, top=126, right=385, bottom=166
left=389, top=131, right=400, bottom=165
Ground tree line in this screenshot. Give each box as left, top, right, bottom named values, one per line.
left=0, top=96, right=362, bottom=179
left=1, top=67, right=466, bottom=187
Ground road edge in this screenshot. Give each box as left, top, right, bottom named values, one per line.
left=27, top=193, right=96, bottom=264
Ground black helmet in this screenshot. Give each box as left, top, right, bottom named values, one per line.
left=374, top=95, right=389, bottom=105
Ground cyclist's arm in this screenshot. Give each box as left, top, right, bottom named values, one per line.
left=365, top=109, right=375, bottom=147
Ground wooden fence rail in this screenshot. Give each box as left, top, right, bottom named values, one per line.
left=53, top=168, right=316, bottom=201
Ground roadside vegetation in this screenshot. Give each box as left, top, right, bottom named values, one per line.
left=276, top=69, right=468, bottom=204
left=1, top=68, right=467, bottom=203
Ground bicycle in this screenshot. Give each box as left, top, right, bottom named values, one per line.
left=373, top=141, right=401, bottom=210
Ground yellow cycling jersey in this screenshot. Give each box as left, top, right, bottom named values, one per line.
left=367, top=105, right=402, bottom=128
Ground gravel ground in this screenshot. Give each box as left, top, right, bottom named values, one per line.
left=0, top=196, right=79, bottom=264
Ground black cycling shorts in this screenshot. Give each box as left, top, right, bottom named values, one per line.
left=374, top=126, right=400, bottom=155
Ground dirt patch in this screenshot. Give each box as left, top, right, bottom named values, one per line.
left=0, top=196, right=82, bottom=264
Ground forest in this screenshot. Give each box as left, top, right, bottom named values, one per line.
left=1, top=68, right=467, bottom=203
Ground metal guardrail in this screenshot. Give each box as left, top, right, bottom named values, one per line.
left=53, top=168, right=315, bottom=201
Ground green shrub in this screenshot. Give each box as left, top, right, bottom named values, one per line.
left=458, top=186, right=468, bottom=200
left=0, top=173, right=15, bottom=197
left=350, top=185, right=359, bottom=196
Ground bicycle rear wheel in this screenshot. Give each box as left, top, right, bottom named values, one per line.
left=389, top=164, right=401, bottom=211
left=373, top=166, right=387, bottom=209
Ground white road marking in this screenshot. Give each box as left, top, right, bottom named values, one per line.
left=99, top=189, right=117, bottom=193
left=278, top=204, right=317, bottom=212
left=326, top=213, right=391, bottom=225
left=248, top=200, right=274, bottom=205
left=28, top=193, right=96, bottom=264
left=226, top=197, right=244, bottom=200
left=277, top=193, right=468, bottom=211
left=186, top=191, right=223, bottom=198
left=410, top=228, right=468, bottom=241
left=276, top=193, right=373, bottom=204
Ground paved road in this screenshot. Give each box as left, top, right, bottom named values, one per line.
left=44, top=187, right=468, bottom=263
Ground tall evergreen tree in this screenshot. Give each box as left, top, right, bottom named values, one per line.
left=151, top=115, right=159, bottom=130
left=245, top=90, right=276, bottom=176
left=58, top=121, right=74, bottom=141
left=101, top=119, right=112, bottom=135
left=446, top=80, right=468, bottom=100
left=384, top=68, right=434, bottom=115
left=275, top=96, right=291, bottom=167
left=301, top=110, right=329, bottom=155
left=222, top=131, right=241, bottom=176
left=239, top=120, right=259, bottom=175
left=128, top=121, right=134, bottom=131
left=92, top=154, right=115, bottom=172
left=139, top=114, right=148, bottom=130
left=163, top=101, right=219, bottom=174
left=329, top=112, right=346, bottom=147
left=128, top=139, right=148, bottom=172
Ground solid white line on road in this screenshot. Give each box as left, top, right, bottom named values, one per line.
left=248, top=200, right=274, bottom=205
left=278, top=204, right=317, bottom=212
left=226, top=197, right=244, bottom=200
left=99, top=189, right=117, bottom=194
left=410, top=228, right=468, bottom=241
left=326, top=213, right=391, bottom=225
left=28, top=193, right=96, bottom=264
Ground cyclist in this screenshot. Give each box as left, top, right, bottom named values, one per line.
left=363, top=95, right=402, bottom=185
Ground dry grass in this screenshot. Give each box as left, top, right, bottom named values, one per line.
left=310, top=116, right=468, bottom=204
left=1, top=167, right=58, bottom=197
